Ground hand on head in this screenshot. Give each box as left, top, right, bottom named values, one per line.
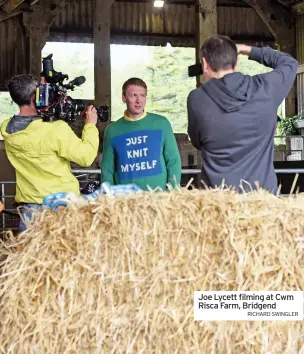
left=236, top=44, right=252, bottom=56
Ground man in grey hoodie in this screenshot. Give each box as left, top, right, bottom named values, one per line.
left=187, top=35, right=299, bottom=194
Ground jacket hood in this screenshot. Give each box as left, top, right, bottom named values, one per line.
left=202, top=72, right=254, bottom=113
left=3, top=116, right=42, bottom=135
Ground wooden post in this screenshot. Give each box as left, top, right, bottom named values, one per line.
left=93, top=0, right=114, bottom=120
left=28, top=28, right=48, bottom=78
left=196, top=0, right=217, bottom=87
left=23, top=0, right=70, bottom=78
left=23, top=10, right=48, bottom=78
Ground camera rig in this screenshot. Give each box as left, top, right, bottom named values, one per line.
left=36, top=54, right=109, bottom=123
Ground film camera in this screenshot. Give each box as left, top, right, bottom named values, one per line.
left=36, top=54, right=109, bottom=122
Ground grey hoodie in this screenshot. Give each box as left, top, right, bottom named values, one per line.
left=187, top=46, right=299, bottom=193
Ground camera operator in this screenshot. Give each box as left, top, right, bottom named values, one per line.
left=0, top=74, right=99, bottom=232
left=187, top=35, right=299, bottom=194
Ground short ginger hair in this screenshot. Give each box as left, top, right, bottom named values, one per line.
left=122, top=78, right=147, bottom=96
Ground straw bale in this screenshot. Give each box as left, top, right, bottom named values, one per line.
left=1, top=187, right=304, bottom=353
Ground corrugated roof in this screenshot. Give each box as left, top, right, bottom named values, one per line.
left=49, top=0, right=274, bottom=47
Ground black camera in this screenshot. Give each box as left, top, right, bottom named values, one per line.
left=35, top=54, right=109, bottom=123
left=188, top=63, right=203, bottom=77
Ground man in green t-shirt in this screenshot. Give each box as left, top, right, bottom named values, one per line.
left=101, top=78, right=181, bottom=191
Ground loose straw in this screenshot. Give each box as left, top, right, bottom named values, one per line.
left=1, top=187, right=304, bottom=353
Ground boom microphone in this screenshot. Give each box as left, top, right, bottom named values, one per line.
left=69, top=76, right=86, bottom=86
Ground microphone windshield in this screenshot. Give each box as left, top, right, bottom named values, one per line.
left=71, top=76, right=86, bottom=86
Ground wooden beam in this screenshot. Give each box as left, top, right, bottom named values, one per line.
left=28, top=30, right=47, bottom=78
left=241, top=0, right=295, bottom=54
left=241, top=0, right=296, bottom=116
left=49, top=27, right=274, bottom=42
left=26, top=0, right=70, bottom=28
left=48, top=29, right=274, bottom=50
left=196, top=0, right=217, bottom=86
left=0, top=0, right=33, bottom=23
left=242, top=0, right=277, bottom=42
left=93, top=0, right=113, bottom=122
left=1, top=0, right=24, bottom=13
left=22, top=0, right=70, bottom=78
left=0, top=8, right=22, bottom=22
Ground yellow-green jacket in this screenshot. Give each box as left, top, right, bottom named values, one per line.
left=0, top=118, right=99, bottom=204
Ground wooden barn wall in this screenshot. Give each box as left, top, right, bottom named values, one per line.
left=0, top=0, right=274, bottom=89
left=296, top=14, right=304, bottom=114
left=0, top=15, right=27, bottom=90
left=296, top=14, right=304, bottom=65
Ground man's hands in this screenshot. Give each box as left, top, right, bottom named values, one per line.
left=236, top=44, right=252, bottom=56
left=85, top=105, right=98, bottom=125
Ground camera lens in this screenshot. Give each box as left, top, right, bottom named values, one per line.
left=96, top=105, right=109, bottom=122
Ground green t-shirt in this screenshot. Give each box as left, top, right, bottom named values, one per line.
left=101, top=113, right=181, bottom=191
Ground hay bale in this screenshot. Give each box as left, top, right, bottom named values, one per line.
left=1, top=188, right=304, bottom=353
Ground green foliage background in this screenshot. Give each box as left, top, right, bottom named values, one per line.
left=0, top=43, right=283, bottom=138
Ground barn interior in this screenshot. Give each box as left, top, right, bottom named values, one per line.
left=1, top=0, right=304, bottom=231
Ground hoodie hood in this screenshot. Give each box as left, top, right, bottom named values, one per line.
left=4, top=115, right=42, bottom=134
left=202, top=72, right=254, bottom=113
